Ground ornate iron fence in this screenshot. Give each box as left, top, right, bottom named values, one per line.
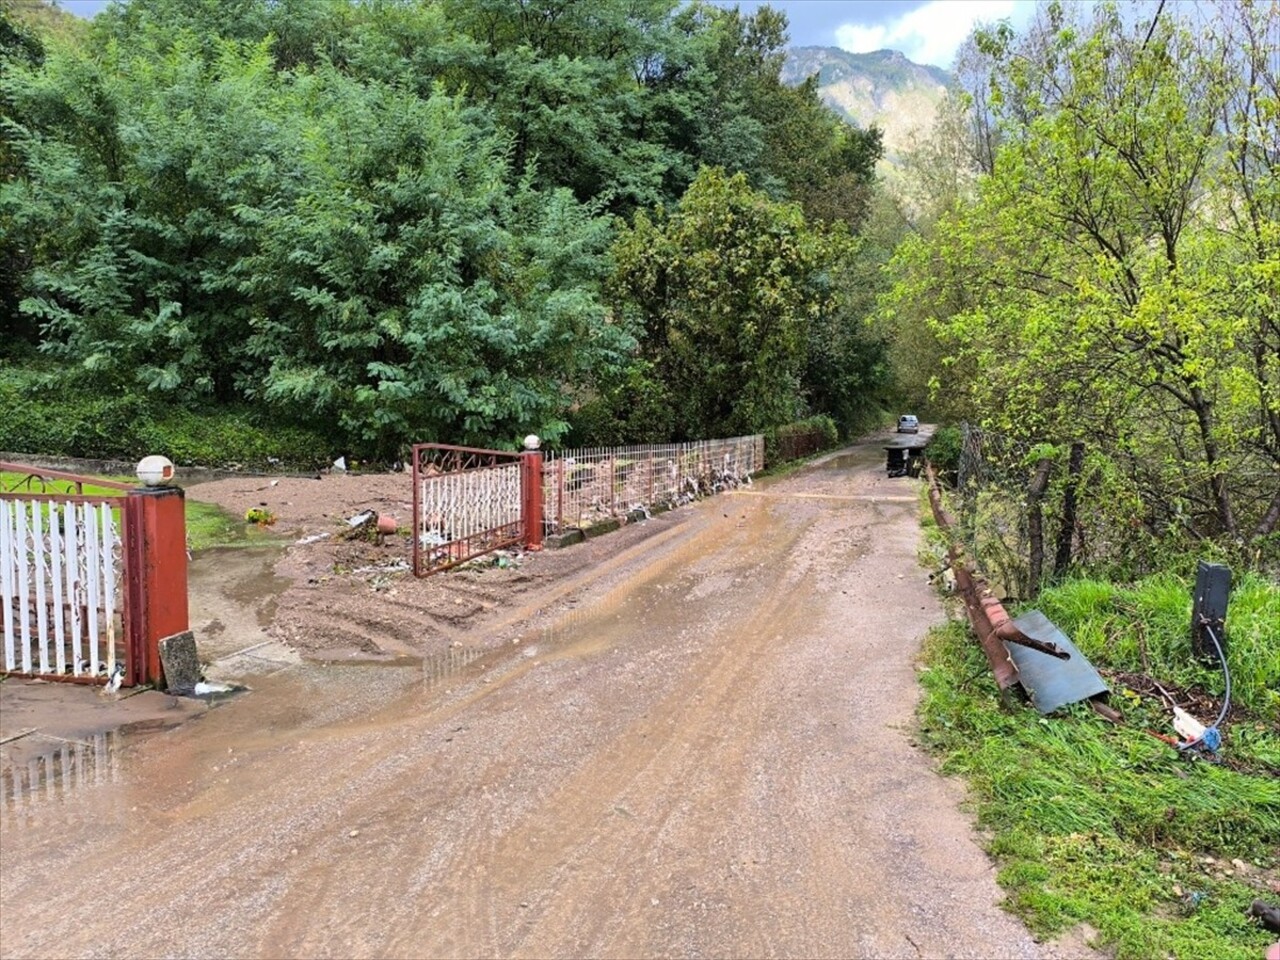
left=412, top=444, right=527, bottom=576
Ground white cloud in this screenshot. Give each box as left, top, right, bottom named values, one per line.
left=835, top=0, right=1022, bottom=68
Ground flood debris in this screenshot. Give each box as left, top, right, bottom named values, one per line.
left=103, top=662, right=125, bottom=696
left=1249, top=901, right=1280, bottom=933
left=351, top=559, right=411, bottom=576
left=1006, top=611, right=1108, bottom=715
left=925, top=461, right=1120, bottom=717
left=346, top=510, right=377, bottom=532
left=192, top=680, right=237, bottom=696
left=924, top=462, right=1072, bottom=695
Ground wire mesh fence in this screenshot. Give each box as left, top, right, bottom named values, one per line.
left=543, top=435, right=764, bottom=533
left=943, top=419, right=1280, bottom=588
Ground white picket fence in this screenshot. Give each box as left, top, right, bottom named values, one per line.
left=0, top=498, right=123, bottom=679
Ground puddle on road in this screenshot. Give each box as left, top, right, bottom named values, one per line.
left=1, top=730, right=123, bottom=820
left=818, top=448, right=883, bottom=472
left=0, top=694, right=244, bottom=819
left=1, top=489, right=810, bottom=812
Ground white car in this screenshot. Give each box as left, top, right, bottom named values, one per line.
left=897, top=415, right=919, bottom=434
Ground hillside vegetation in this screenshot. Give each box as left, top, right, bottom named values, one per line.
left=0, top=0, right=886, bottom=462
left=781, top=46, right=950, bottom=162
left=886, top=1, right=1279, bottom=574
left=2, top=0, right=1276, bottom=577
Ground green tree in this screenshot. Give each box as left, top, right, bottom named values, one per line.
left=883, top=1, right=1280, bottom=567
left=234, top=67, right=628, bottom=454
left=611, top=167, right=856, bottom=438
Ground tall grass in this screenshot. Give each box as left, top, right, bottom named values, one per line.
left=1037, top=573, right=1279, bottom=720
left=918, top=570, right=1280, bottom=959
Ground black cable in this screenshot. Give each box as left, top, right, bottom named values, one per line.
left=1177, top=619, right=1231, bottom=753
left=1201, top=621, right=1231, bottom=731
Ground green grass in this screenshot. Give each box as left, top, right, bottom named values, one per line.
left=918, top=573, right=1280, bottom=959
left=2, top=470, right=274, bottom=552
left=184, top=498, right=279, bottom=551
left=1037, top=574, right=1280, bottom=721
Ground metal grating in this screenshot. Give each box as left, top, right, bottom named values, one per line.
left=412, top=445, right=525, bottom=576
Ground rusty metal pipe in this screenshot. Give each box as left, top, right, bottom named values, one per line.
left=925, top=462, right=1069, bottom=692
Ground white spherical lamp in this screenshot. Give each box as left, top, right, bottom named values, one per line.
left=136, top=455, right=176, bottom=487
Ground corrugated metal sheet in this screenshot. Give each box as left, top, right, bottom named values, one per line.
left=1008, top=610, right=1108, bottom=714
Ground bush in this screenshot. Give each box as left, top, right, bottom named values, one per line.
left=926, top=424, right=961, bottom=480
left=765, top=415, right=839, bottom=464
left=135, top=409, right=329, bottom=469
left=0, top=365, right=331, bottom=468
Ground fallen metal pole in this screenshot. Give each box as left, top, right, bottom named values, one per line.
left=924, top=463, right=1069, bottom=696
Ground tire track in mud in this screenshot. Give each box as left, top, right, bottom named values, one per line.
left=253, top=497, right=801, bottom=957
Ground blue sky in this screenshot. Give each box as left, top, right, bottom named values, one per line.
left=730, top=0, right=1036, bottom=66
left=57, top=0, right=1036, bottom=69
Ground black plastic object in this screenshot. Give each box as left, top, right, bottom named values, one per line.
left=884, top=445, right=922, bottom=478
left=1191, top=561, right=1231, bottom=661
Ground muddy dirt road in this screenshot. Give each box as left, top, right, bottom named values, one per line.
left=2, top=442, right=1064, bottom=959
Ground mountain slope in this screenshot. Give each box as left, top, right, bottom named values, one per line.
left=781, top=47, right=951, bottom=162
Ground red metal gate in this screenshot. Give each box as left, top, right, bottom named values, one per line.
left=411, top=444, right=543, bottom=576
left=0, top=463, right=187, bottom=687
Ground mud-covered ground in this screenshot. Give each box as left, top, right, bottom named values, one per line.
left=186, top=470, right=702, bottom=664
left=0, top=436, right=1096, bottom=959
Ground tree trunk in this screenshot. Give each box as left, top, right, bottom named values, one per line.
left=1054, top=442, right=1084, bottom=577
left=1027, top=456, right=1053, bottom=597
left=1256, top=486, right=1280, bottom=538
left=1190, top=385, right=1238, bottom=536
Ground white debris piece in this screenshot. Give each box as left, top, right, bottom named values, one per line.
left=104, top=662, right=125, bottom=695
left=1172, top=706, right=1207, bottom=742
left=194, top=681, right=235, bottom=695
left=347, top=510, right=377, bottom=529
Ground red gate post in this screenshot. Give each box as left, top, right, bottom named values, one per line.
left=521, top=435, right=544, bottom=552
left=125, top=458, right=189, bottom=686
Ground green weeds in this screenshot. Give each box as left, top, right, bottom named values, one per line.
left=919, top=573, right=1280, bottom=959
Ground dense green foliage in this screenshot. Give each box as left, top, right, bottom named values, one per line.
left=884, top=1, right=1280, bottom=573
left=764, top=414, right=839, bottom=464
left=1, top=0, right=887, bottom=460
left=0, top=364, right=328, bottom=466
left=612, top=168, right=853, bottom=437
left=918, top=572, right=1280, bottom=959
